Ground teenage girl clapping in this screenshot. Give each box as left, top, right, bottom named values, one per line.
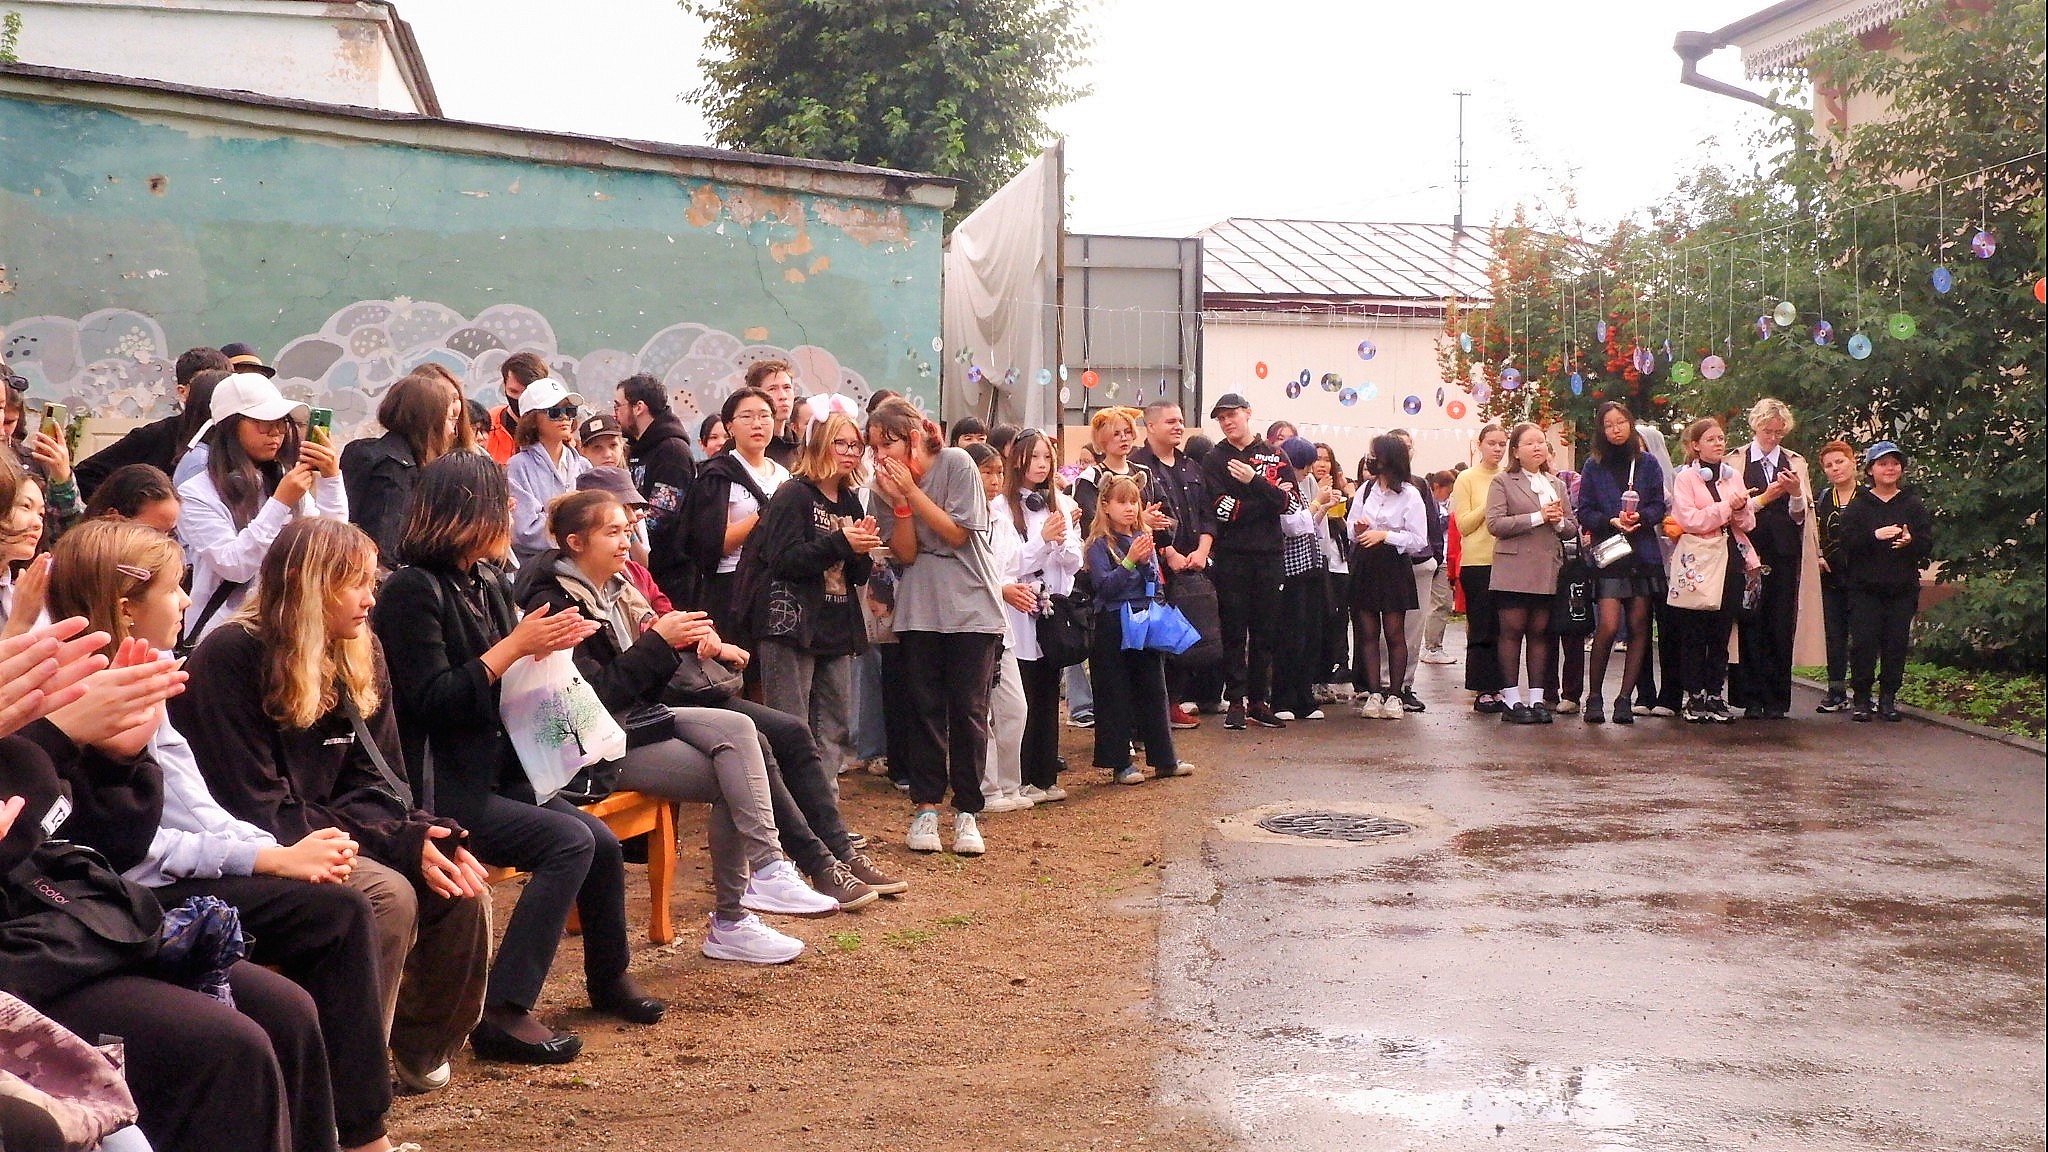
left=1084, top=476, right=1195, bottom=786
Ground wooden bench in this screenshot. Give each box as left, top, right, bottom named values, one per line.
left=481, top=791, right=678, bottom=945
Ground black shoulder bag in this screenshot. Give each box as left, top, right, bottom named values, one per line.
left=173, top=580, right=245, bottom=659
left=0, top=842, right=164, bottom=1006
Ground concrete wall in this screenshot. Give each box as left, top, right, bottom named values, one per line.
left=0, top=77, right=948, bottom=441
left=6, top=0, right=430, bottom=114
left=1201, top=311, right=1485, bottom=477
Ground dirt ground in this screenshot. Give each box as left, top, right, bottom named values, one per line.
left=390, top=726, right=1233, bottom=1152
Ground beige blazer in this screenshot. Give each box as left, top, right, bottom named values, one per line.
left=1484, top=469, right=1579, bottom=595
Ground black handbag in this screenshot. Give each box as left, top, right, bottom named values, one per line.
left=0, top=842, right=164, bottom=1006
left=1164, top=568, right=1223, bottom=668
left=1034, top=582, right=1094, bottom=669
left=1553, top=544, right=1596, bottom=637
left=660, top=652, right=744, bottom=707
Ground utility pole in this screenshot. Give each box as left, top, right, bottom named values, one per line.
left=1452, top=90, right=1471, bottom=234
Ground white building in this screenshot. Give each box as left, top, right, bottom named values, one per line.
left=4, top=0, right=438, bottom=114
left=1199, top=218, right=1494, bottom=477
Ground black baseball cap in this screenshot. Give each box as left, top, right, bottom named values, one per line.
left=1208, top=392, right=1251, bottom=419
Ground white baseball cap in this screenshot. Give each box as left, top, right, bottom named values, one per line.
left=189, top=373, right=310, bottom=447
left=518, top=378, right=584, bottom=415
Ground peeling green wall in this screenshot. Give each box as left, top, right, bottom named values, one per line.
left=0, top=91, right=944, bottom=432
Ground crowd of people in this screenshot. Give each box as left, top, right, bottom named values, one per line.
left=0, top=345, right=1933, bottom=1151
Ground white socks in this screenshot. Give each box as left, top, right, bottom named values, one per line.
left=1529, top=688, right=1546, bottom=705
left=1502, top=687, right=1523, bottom=707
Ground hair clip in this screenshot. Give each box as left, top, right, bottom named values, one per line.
left=805, top=394, right=860, bottom=427
left=114, top=563, right=153, bottom=581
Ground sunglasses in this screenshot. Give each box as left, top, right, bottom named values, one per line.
left=3, top=372, right=26, bottom=393
left=541, top=404, right=579, bottom=420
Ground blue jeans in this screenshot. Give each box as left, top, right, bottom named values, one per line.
left=1065, top=660, right=1094, bottom=721
left=852, top=646, right=887, bottom=760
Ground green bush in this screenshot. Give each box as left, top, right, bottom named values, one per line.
left=1914, top=572, right=2047, bottom=675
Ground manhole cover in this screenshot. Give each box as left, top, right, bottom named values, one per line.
left=1255, top=811, right=1416, bottom=843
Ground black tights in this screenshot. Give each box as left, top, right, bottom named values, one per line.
left=1496, top=602, right=1554, bottom=697
left=1588, top=595, right=1650, bottom=702
left=1352, top=610, right=1408, bottom=693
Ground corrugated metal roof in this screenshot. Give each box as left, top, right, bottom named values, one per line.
left=1198, top=218, right=1494, bottom=303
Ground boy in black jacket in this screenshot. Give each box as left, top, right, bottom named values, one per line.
left=1199, top=394, right=1297, bottom=730
left=1835, top=441, right=1933, bottom=722
left=614, top=374, right=700, bottom=608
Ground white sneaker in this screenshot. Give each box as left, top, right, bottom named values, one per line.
left=1005, top=789, right=1036, bottom=809
left=982, top=793, right=1026, bottom=813
left=906, top=810, right=943, bottom=852
left=1354, top=696, right=1380, bottom=719
left=1154, top=761, right=1196, bottom=777
left=1421, top=648, right=1457, bottom=664
left=1381, top=693, right=1405, bottom=720
left=741, top=859, right=840, bottom=917
left=1303, top=708, right=1326, bottom=720
left=701, top=912, right=805, bottom=964
left=1019, top=784, right=1068, bottom=804
left=951, top=812, right=986, bottom=856
left=1272, top=710, right=1297, bottom=722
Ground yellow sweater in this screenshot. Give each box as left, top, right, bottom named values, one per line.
left=1451, top=462, right=1500, bottom=567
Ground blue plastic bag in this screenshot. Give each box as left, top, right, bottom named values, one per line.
left=1119, top=583, right=1201, bottom=656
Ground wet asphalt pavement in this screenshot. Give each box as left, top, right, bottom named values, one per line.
left=1154, top=649, right=2046, bottom=1150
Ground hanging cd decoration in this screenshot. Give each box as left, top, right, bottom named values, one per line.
left=967, top=365, right=984, bottom=384
left=1669, top=362, right=1697, bottom=386
left=1359, top=382, right=1380, bottom=401
left=1700, top=355, right=1727, bottom=380
left=1931, top=267, right=1954, bottom=294
left=1471, top=383, right=1492, bottom=406
left=1459, top=332, right=1473, bottom=354
left=1888, top=312, right=1917, bottom=340
left=1297, top=369, right=1312, bottom=387
left=1595, top=321, right=1608, bottom=343
left=1847, top=333, right=1873, bottom=360
left=1446, top=400, right=1467, bottom=420
left=1435, top=386, right=1446, bottom=407
left=931, top=336, right=944, bottom=353
left=1971, top=230, right=1997, bottom=258
left=1357, top=340, right=1378, bottom=360
left=1402, top=395, right=1422, bottom=416
left=1058, top=385, right=1071, bottom=405
left=1135, top=388, right=1147, bottom=405
left=1321, top=372, right=1343, bottom=393
left=1499, top=367, right=1523, bottom=390
left=1285, top=380, right=1304, bottom=400
left=1254, top=362, right=1268, bottom=379
left=1632, top=347, right=1655, bottom=375
left=1004, top=367, right=1019, bottom=386
left=1756, top=314, right=1774, bottom=340
left=1059, top=364, right=1069, bottom=381
left=1034, top=367, right=1051, bottom=386
left=1569, top=372, right=1584, bottom=395
left=1338, top=386, right=1359, bottom=407
left=1104, top=381, right=1120, bottom=399
left=1811, top=319, right=1834, bottom=346
left=1773, top=300, right=1798, bottom=327
left=1081, top=369, right=1100, bottom=388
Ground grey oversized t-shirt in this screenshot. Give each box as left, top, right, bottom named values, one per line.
left=888, top=446, right=1007, bottom=635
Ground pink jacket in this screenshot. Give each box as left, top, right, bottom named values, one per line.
left=1672, top=460, right=1762, bottom=570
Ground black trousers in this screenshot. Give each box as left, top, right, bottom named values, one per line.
left=1635, top=595, right=1686, bottom=711
left=1673, top=606, right=1736, bottom=695
left=153, top=875, right=390, bottom=1148
left=464, top=794, right=628, bottom=1011
left=1213, top=551, right=1284, bottom=707
left=1460, top=565, right=1503, bottom=693
left=720, top=695, right=850, bottom=872
left=1273, top=568, right=1327, bottom=715
left=44, top=964, right=326, bottom=1152
left=1321, top=570, right=1353, bottom=683
left=1732, top=544, right=1800, bottom=712
left=876, top=642, right=915, bottom=784
left=896, top=630, right=1002, bottom=812
left=1089, top=617, right=1178, bottom=771
left=1849, top=583, right=1917, bottom=699
left=1820, top=574, right=1852, bottom=687
left=1017, top=655, right=1066, bottom=789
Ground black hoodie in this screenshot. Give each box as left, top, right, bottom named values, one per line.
left=627, top=412, right=700, bottom=608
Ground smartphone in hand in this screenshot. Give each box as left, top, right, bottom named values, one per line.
left=307, top=406, right=335, bottom=446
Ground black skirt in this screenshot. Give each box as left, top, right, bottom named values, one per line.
left=1593, top=554, right=1667, bottom=601
left=1349, top=544, right=1421, bottom=612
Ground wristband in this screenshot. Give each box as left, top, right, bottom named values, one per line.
left=1120, top=556, right=1137, bottom=570
left=892, top=505, right=912, bottom=518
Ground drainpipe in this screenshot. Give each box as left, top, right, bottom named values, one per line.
left=1673, top=30, right=1813, bottom=214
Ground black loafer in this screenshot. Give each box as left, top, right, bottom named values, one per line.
left=471, top=1017, right=582, bottom=1065
left=1611, top=696, right=1634, bottom=725
left=591, top=982, right=666, bottom=1025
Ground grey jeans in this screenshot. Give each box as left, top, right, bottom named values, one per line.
left=1404, top=559, right=1438, bottom=689
left=758, top=640, right=855, bottom=797
left=615, top=707, right=782, bottom=916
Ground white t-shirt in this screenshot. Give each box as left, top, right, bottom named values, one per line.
left=718, top=455, right=790, bottom=573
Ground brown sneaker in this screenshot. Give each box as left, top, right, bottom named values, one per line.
left=813, top=861, right=879, bottom=910
left=844, top=852, right=909, bottom=896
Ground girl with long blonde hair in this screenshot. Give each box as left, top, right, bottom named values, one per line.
left=1082, top=475, right=1194, bottom=784
left=171, top=517, right=494, bottom=1095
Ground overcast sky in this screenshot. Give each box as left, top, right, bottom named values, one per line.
left=398, top=0, right=1785, bottom=235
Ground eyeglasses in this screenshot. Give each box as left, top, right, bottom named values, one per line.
left=728, top=409, right=775, bottom=424
left=830, top=439, right=865, bottom=454
left=541, top=404, right=578, bottom=420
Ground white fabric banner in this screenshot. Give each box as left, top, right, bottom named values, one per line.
left=942, top=143, right=1062, bottom=430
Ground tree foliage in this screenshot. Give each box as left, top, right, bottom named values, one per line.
left=685, top=0, right=1089, bottom=222
left=1, top=11, right=22, bottom=64
left=1457, top=0, right=2046, bottom=669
